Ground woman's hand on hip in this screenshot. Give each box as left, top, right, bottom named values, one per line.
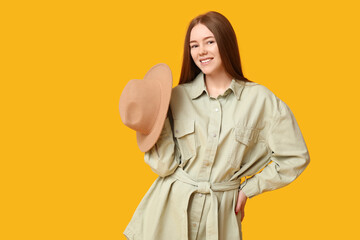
left=235, top=189, right=248, bottom=222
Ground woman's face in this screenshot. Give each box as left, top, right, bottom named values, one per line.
left=189, top=23, right=225, bottom=76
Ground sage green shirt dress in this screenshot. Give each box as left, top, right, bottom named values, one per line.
left=124, top=72, right=310, bottom=240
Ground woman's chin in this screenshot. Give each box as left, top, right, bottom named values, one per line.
left=199, top=68, right=212, bottom=75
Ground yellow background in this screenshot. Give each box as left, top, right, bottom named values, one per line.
left=1, top=0, right=359, bottom=239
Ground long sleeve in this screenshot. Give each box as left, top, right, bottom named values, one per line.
left=144, top=116, right=179, bottom=177
left=240, top=98, right=310, bottom=198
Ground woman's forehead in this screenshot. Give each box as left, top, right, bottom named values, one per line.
left=190, top=24, right=215, bottom=42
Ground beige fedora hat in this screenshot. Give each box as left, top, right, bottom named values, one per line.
left=119, top=63, right=173, bottom=152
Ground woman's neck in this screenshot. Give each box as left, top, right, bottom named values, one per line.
left=204, top=71, right=233, bottom=98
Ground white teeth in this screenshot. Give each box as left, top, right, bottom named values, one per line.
left=201, top=59, right=211, bottom=63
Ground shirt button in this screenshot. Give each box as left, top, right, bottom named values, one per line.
left=198, top=193, right=203, bottom=197
left=215, top=108, right=219, bottom=112
left=192, top=223, right=197, bottom=227
left=213, top=133, right=216, bottom=137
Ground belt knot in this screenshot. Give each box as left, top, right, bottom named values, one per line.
left=197, top=181, right=211, bottom=194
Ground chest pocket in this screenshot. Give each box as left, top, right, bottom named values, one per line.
left=228, top=125, right=260, bottom=169
left=174, top=119, right=196, bottom=167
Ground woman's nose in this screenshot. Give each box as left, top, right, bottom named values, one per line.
left=199, top=45, right=207, bottom=55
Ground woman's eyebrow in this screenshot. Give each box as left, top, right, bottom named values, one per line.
left=190, top=36, right=214, bottom=43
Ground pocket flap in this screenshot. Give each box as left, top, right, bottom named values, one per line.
left=235, top=126, right=258, bottom=146
left=174, top=119, right=195, bottom=138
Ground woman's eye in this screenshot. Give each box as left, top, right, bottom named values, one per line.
left=190, top=45, right=198, bottom=48
left=208, top=40, right=214, bottom=44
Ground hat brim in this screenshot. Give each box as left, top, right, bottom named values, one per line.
left=136, top=63, right=173, bottom=152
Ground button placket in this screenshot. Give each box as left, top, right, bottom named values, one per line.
left=200, top=99, right=222, bottom=181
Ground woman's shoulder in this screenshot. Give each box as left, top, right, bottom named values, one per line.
left=172, top=83, right=187, bottom=93
left=171, top=84, right=185, bottom=97
left=242, top=80, right=279, bottom=100
left=243, top=80, right=290, bottom=114
left=171, top=82, right=195, bottom=99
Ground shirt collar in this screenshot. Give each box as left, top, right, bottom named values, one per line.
left=189, top=72, right=245, bottom=100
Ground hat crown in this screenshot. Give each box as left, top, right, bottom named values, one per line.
left=119, top=79, right=161, bottom=134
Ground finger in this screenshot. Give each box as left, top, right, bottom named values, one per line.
left=235, top=200, right=240, bottom=213
left=235, top=193, right=241, bottom=213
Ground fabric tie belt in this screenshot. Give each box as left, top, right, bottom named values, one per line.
left=169, top=167, right=241, bottom=240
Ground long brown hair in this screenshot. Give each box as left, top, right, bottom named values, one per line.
left=179, top=11, right=251, bottom=84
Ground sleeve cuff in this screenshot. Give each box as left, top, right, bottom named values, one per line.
left=240, top=176, right=259, bottom=199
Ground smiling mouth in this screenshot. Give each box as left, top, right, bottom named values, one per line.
left=200, top=58, right=213, bottom=63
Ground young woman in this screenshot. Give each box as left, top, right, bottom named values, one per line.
left=124, top=11, right=310, bottom=240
